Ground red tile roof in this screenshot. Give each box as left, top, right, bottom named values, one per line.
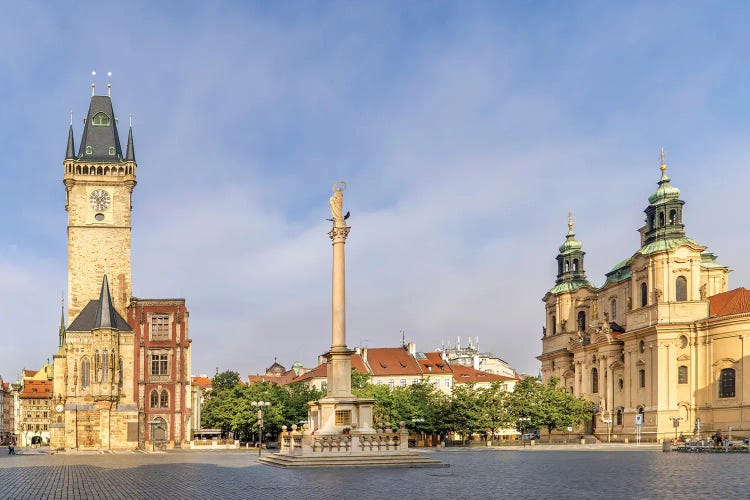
left=451, top=364, right=517, bottom=384
left=710, top=288, right=750, bottom=317
left=247, top=370, right=298, bottom=386
left=291, top=354, right=369, bottom=384
left=20, top=379, right=52, bottom=398
left=365, top=348, right=422, bottom=376
left=417, top=352, right=452, bottom=374
left=22, top=370, right=38, bottom=378
left=192, top=376, right=213, bottom=390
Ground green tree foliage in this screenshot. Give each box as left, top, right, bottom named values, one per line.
left=212, top=370, right=241, bottom=392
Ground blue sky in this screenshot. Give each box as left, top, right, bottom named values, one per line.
left=1, top=1, right=750, bottom=379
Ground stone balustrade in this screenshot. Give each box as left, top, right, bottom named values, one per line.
left=279, top=423, right=409, bottom=455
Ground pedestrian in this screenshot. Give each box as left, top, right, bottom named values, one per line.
left=8, top=440, right=15, bottom=455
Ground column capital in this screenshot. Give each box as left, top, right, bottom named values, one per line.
left=328, top=226, right=351, bottom=242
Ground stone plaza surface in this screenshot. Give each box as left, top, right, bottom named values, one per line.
left=1, top=447, right=748, bottom=499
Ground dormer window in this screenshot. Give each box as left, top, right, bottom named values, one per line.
left=85, top=145, right=92, bottom=155
left=91, top=112, right=111, bottom=126
left=108, top=146, right=115, bottom=156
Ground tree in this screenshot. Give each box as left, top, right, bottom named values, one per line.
left=212, top=370, right=241, bottom=392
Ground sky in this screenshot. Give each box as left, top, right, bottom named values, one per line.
left=1, top=1, right=750, bottom=380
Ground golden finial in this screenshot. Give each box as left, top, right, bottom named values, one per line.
left=107, top=71, right=112, bottom=96
left=91, top=70, right=96, bottom=96
left=69, top=111, right=73, bottom=126
left=567, top=211, right=574, bottom=231
left=660, top=147, right=666, bottom=172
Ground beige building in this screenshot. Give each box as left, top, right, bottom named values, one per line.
left=19, top=366, right=53, bottom=447
left=539, top=156, right=750, bottom=441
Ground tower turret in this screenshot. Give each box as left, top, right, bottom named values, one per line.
left=643, top=150, right=686, bottom=245
left=554, top=212, right=589, bottom=288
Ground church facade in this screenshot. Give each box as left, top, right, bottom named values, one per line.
left=539, top=155, right=750, bottom=441
left=51, top=87, right=192, bottom=450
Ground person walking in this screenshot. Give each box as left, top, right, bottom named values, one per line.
left=8, top=439, right=16, bottom=455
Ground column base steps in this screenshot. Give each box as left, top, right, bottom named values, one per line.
left=259, top=451, right=447, bottom=468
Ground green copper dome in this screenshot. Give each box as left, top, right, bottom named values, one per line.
left=648, top=170, right=681, bottom=205
left=559, top=230, right=583, bottom=253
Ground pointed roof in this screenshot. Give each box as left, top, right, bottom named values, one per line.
left=77, top=95, right=124, bottom=161
left=65, top=124, right=76, bottom=159
left=67, top=275, right=132, bottom=332
left=125, top=126, right=136, bottom=162
left=94, top=274, right=117, bottom=328
left=558, top=214, right=583, bottom=254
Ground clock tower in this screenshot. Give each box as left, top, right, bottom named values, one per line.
left=63, top=89, right=136, bottom=321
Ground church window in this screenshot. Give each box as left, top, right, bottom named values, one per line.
left=573, top=259, right=579, bottom=271
left=617, top=378, right=624, bottom=391
left=616, top=407, right=623, bottom=426
left=83, top=166, right=89, bottom=175
left=591, top=368, right=598, bottom=394
left=151, top=354, right=169, bottom=376
left=679, top=335, right=688, bottom=349
left=118, top=358, right=123, bottom=390
left=611, top=299, right=617, bottom=321
left=564, top=260, right=570, bottom=272
left=659, top=212, right=665, bottom=227
left=551, top=316, right=556, bottom=335
left=676, top=276, right=687, bottom=302
left=104, top=167, right=110, bottom=175
left=118, top=167, right=124, bottom=175
left=81, top=357, right=91, bottom=389
left=640, top=283, right=648, bottom=307
left=76, top=166, right=81, bottom=174
left=669, top=210, right=677, bottom=224
left=719, top=368, right=735, bottom=398
left=91, top=112, right=111, bottom=126
left=85, top=145, right=92, bottom=155
left=678, top=366, right=688, bottom=384
left=160, top=390, right=169, bottom=408
left=151, top=314, right=170, bottom=340
left=639, top=369, right=646, bottom=388
left=108, top=147, right=115, bottom=156
left=577, top=311, right=586, bottom=332
left=649, top=214, right=655, bottom=230
left=150, top=390, right=159, bottom=408
left=639, top=340, right=645, bottom=354
left=558, top=262, right=563, bottom=275
left=101, top=350, right=108, bottom=383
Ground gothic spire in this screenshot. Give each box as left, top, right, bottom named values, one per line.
left=77, top=95, right=123, bottom=161
left=58, top=299, right=66, bottom=347
left=65, top=121, right=76, bottom=160
left=125, top=122, right=136, bottom=162
left=94, top=274, right=117, bottom=329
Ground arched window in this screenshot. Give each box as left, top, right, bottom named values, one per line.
left=83, top=166, right=89, bottom=175
left=118, top=358, right=123, bottom=390
left=558, top=262, right=563, bottom=275
left=676, top=276, right=687, bottom=302
left=118, top=167, right=124, bottom=175
left=611, top=299, right=617, bottom=321
left=641, top=283, right=648, bottom=307
left=591, top=367, right=598, bottom=394
left=577, top=311, right=586, bottom=332
left=97, top=166, right=103, bottom=175
left=160, top=390, right=169, bottom=408
left=669, top=209, right=677, bottom=224
left=150, top=390, right=159, bottom=408
left=639, top=369, right=646, bottom=388
left=649, top=214, right=655, bottom=230
left=565, top=260, right=570, bottom=272
left=91, top=112, right=111, bottom=126
left=85, top=145, right=93, bottom=155
left=573, top=259, right=579, bottom=271
left=551, top=316, right=556, bottom=335
left=101, top=350, right=108, bottom=383
left=678, top=365, right=688, bottom=384
left=81, top=357, right=91, bottom=390
left=76, top=166, right=81, bottom=174
left=104, top=167, right=110, bottom=175
left=639, top=340, right=645, bottom=353
left=616, top=407, right=623, bottom=426
left=659, top=212, right=665, bottom=227
left=719, top=368, right=735, bottom=398
left=108, top=147, right=115, bottom=156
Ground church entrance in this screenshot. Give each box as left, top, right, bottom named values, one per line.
left=151, top=417, right=168, bottom=450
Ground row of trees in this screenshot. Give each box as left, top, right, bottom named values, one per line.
left=201, top=371, right=593, bottom=443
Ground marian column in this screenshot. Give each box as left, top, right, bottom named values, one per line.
left=327, top=181, right=353, bottom=397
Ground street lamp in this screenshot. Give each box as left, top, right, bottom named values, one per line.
left=669, top=416, right=683, bottom=442
left=518, top=417, right=531, bottom=448
left=251, top=401, right=271, bottom=457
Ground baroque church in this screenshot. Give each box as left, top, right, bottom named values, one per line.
left=539, top=153, right=750, bottom=441
left=50, top=85, right=192, bottom=450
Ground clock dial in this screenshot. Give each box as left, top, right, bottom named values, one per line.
left=56, top=404, right=64, bottom=413
left=89, top=189, right=111, bottom=211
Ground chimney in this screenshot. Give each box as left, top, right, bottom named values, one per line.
left=406, top=342, right=416, bottom=356
left=362, top=347, right=368, bottom=363
left=318, top=354, right=326, bottom=365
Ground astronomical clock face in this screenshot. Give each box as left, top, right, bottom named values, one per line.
left=89, top=189, right=111, bottom=211
left=56, top=404, right=64, bottom=413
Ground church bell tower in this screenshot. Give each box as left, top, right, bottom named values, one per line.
left=63, top=84, right=136, bottom=321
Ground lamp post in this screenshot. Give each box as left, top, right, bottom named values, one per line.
left=251, top=401, right=271, bottom=457
left=518, top=417, right=531, bottom=448
left=669, top=416, right=683, bottom=442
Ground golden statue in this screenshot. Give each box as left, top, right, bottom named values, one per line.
left=329, top=181, right=347, bottom=226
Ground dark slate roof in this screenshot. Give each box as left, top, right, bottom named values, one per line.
left=67, top=300, right=131, bottom=332
left=94, top=274, right=117, bottom=329
left=65, top=125, right=76, bottom=159
left=77, top=95, right=124, bottom=162
left=125, top=126, right=135, bottom=162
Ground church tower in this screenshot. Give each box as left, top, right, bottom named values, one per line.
left=63, top=85, right=136, bottom=321
left=642, top=149, right=686, bottom=246
left=554, top=213, right=589, bottom=291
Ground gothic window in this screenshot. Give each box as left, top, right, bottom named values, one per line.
left=83, top=166, right=89, bottom=175
left=659, top=212, right=665, bottom=227
left=104, top=167, right=110, bottom=175
left=151, top=314, right=170, bottom=340
left=577, top=311, right=586, bottom=332
left=101, top=350, right=108, bottom=383
left=160, top=390, right=169, bottom=408
left=669, top=209, right=677, bottom=224
left=591, top=368, right=598, bottom=394
left=676, top=276, right=687, bottom=302
left=150, top=390, right=159, bottom=408
left=81, top=357, right=90, bottom=390
left=678, top=366, right=688, bottom=384
left=91, top=112, right=111, bottom=126
left=719, top=368, right=735, bottom=398
left=573, top=259, right=579, bottom=271
left=611, top=299, right=617, bottom=321
left=641, top=283, right=648, bottom=307
left=151, top=354, right=169, bottom=376
left=639, top=369, right=646, bottom=388
left=616, top=408, right=623, bottom=426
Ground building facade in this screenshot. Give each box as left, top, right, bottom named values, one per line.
left=0, top=377, right=11, bottom=444
left=127, top=298, right=192, bottom=448
left=19, top=366, right=53, bottom=447
left=539, top=157, right=750, bottom=441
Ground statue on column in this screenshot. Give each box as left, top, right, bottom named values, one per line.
left=329, top=181, right=348, bottom=226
